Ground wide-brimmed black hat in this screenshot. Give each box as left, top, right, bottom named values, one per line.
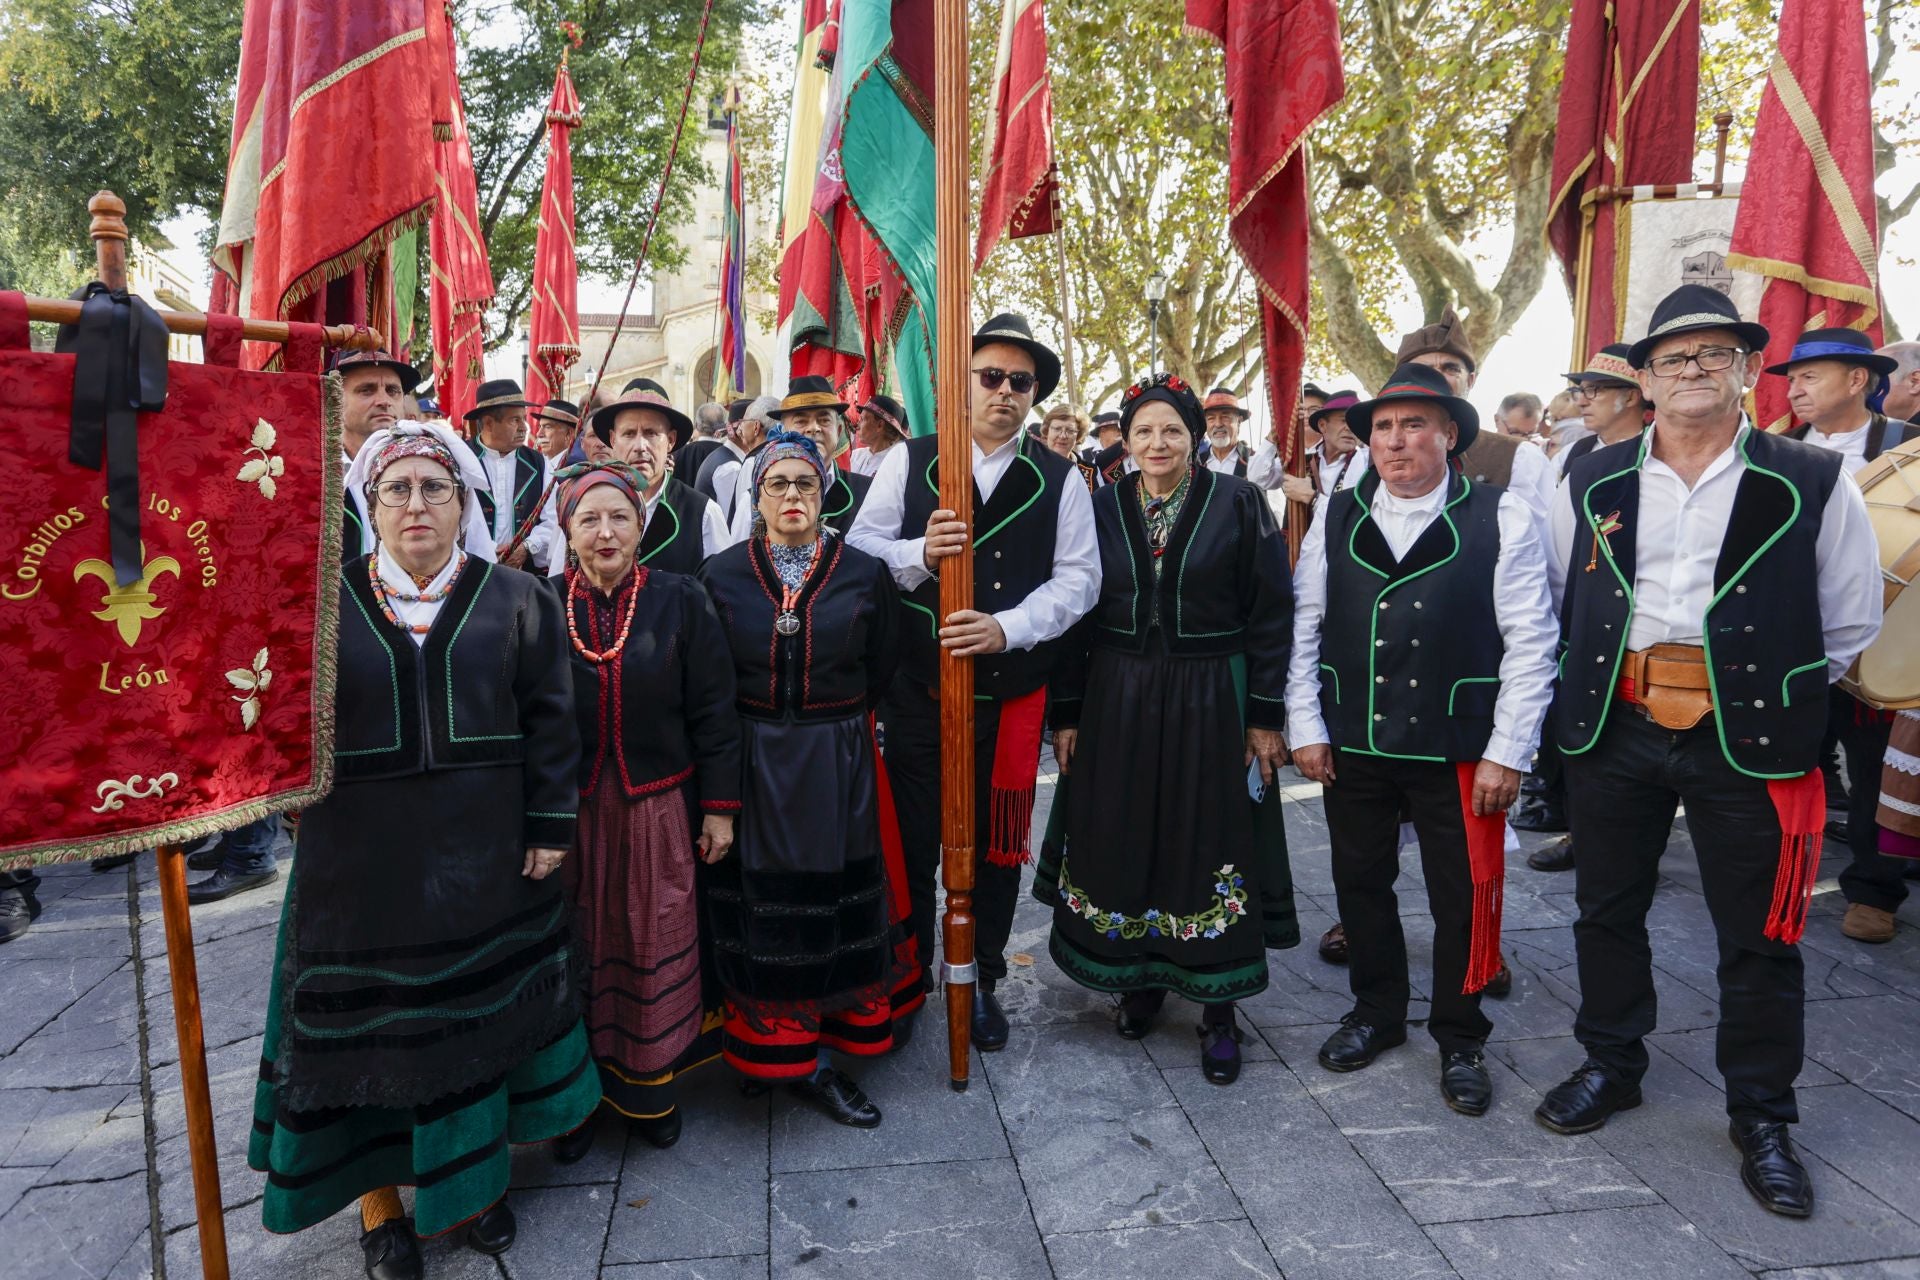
left=856, top=392, right=909, bottom=438
left=1302, top=381, right=1329, bottom=402
left=973, top=312, right=1061, bottom=402
left=1563, top=344, right=1639, bottom=389
left=463, top=378, right=533, bottom=420
left=1347, top=363, right=1480, bottom=456
left=1092, top=411, right=1121, bottom=431
left=769, top=375, right=851, bottom=419
left=1627, top=284, right=1770, bottom=369
left=330, top=348, right=422, bottom=394
left=530, top=398, right=582, bottom=427
left=588, top=378, right=692, bottom=447
left=1763, top=327, right=1899, bottom=379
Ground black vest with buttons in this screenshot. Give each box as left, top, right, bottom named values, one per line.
left=1320, top=470, right=1505, bottom=762
left=1554, top=428, right=1842, bottom=778
left=898, top=431, right=1073, bottom=699
left=475, top=444, right=546, bottom=538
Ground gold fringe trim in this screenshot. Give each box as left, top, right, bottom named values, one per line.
left=274, top=200, right=436, bottom=330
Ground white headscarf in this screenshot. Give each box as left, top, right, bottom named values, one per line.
left=343, top=420, right=497, bottom=562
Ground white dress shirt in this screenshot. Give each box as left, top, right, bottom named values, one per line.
left=646, top=481, right=732, bottom=561
left=1243, top=438, right=1286, bottom=489
left=1286, top=474, right=1559, bottom=772
left=375, top=545, right=461, bottom=647
left=1202, top=445, right=1244, bottom=476
left=847, top=433, right=1099, bottom=652
left=1546, top=421, right=1882, bottom=677
left=1798, top=418, right=1872, bottom=478
left=710, top=440, right=748, bottom=521
left=1503, top=433, right=1555, bottom=525
left=1310, top=443, right=1369, bottom=499
left=476, top=444, right=561, bottom=571
left=850, top=444, right=898, bottom=478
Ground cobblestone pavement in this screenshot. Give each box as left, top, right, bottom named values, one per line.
left=5, top=776, right=1920, bottom=1279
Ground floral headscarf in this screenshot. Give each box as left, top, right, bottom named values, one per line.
left=751, top=427, right=830, bottom=498
left=555, top=460, right=648, bottom=533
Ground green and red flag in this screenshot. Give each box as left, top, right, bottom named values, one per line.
left=526, top=47, right=584, bottom=411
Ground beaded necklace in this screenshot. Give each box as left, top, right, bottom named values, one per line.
left=368, top=552, right=464, bottom=635
left=566, top=567, right=643, bottom=663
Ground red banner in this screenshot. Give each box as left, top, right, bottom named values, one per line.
left=430, top=34, right=496, bottom=427
left=527, top=52, right=583, bottom=409
left=1727, top=0, right=1883, bottom=432
left=0, top=314, right=340, bottom=869
left=975, top=0, right=1058, bottom=268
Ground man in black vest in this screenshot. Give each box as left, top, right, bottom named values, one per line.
left=1287, top=364, right=1557, bottom=1116
left=726, top=377, right=872, bottom=539
left=464, top=378, right=561, bottom=573
left=332, top=348, right=420, bottom=561
left=848, top=314, right=1098, bottom=1051
left=1538, top=285, right=1882, bottom=1217
left=588, top=379, right=729, bottom=574
left=1768, top=329, right=1919, bottom=944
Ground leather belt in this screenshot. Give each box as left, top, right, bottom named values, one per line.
left=1616, top=643, right=1713, bottom=730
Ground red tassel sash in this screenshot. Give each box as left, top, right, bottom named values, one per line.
left=1762, top=770, right=1824, bottom=944
left=1454, top=763, right=1507, bottom=994
left=986, top=686, right=1048, bottom=867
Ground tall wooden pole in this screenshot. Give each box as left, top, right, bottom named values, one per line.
left=933, top=0, right=977, bottom=1092
left=89, top=190, right=233, bottom=1280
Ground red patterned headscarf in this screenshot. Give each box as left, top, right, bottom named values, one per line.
left=555, top=461, right=648, bottom=532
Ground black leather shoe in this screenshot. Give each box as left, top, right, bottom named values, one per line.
left=1534, top=1061, right=1643, bottom=1134
left=186, top=865, right=278, bottom=904
left=90, top=852, right=137, bottom=873
left=1441, top=1050, right=1492, bottom=1115
left=1318, top=922, right=1350, bottom=965
left=552, top=1116, right=597, bottom=1165
left=1527, top=837, right=1575, bottom=873
left=1199, top=1022, right=1244, bottom=1085
left=0, top=881, right=40, bottom=946
left=1317, top=1014, right=1407, bottom=1072
left=634, top=1107, right=682, bottom=1149
left=359, top=1217, right=422, bottom=1280
left=788, top=1068, right=882, bottom=1128
left=971, top=988, right=1009, bottom=1051
left=1484, top=961, right=1513, bottom=999
left=187, top=836, right=230, bottom=871
left=1116, top=991, right=1164, bottom=1040
left=466, top=1198, right=516, bottom=1254
left=1731, top=1120, right=1814, bottom=1217
left=1509, top=793, right=1568, bottom=833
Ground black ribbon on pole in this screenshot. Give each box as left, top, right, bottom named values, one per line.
left=55, top=283, right=169, bottom=586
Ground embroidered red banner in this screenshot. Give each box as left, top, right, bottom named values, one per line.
left=0, top=324, right=341, bottom=868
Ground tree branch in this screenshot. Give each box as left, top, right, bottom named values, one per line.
left=1309, top=205, right=1396, bottom=388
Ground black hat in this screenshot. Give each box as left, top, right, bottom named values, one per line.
left=973, top=312, right=1061, bottom=402
left=727, top=397, right=755, bottom=423
left=1627, top=284, right=1770, bottom=370
left=530, top=398, right=581, bottom=427
left=1562, top=344, right=1639, bottom=388
left=588, top=378, right=693, bottom=447
left=330, top=348, right=422, bottom=394
left=856, top=392, right=909, bottom=438
left=1763, top=327, right=1899, bottom=379
left=463, top=378, right=533, bottom=420
left=1302, top=381, right=1329, bottom=401
left=1092, top=411, right=1121, bottom=433
left=769, top=375, right=851, bottom=418
left=1347, top=363, right=1480, bottom=456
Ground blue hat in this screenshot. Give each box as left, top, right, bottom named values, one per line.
left=1762, top=327, right=1898, bottom=379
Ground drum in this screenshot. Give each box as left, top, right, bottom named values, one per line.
left=1842, top=436, right=1920, bottom=709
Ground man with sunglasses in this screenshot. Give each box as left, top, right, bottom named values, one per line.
left=1538, top=284, right=1881, bottom=1218
left=849, top=313, right=1099, bottom=1052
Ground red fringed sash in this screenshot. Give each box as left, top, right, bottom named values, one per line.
left=986, top=686, right=1048, bottom=867
left=1762, top=770, right=1824, bottom=944
left=1454, top=763, right=1506, bottom=994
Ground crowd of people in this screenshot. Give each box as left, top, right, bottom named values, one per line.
left=5, top=287, right=1916, bottom=1280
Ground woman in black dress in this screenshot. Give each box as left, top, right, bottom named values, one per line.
left=1039, top=374, right=1298, bottom=1084
left=697, top=429, right=917, bottom=1128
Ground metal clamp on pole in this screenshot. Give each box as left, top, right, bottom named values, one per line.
left=940, top=960, right=978, bottom=986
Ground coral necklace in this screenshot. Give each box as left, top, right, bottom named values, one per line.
left=369, top=552, right=463, bottom=635
left=766, top=536, right=822, bottom=637
left=567, top=568, right=643, bottom=663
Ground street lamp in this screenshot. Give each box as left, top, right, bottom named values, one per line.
left=1145, top=271, right=1169, bottom=374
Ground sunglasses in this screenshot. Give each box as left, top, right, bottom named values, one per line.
left=973, top=367, right=1037, bottom=395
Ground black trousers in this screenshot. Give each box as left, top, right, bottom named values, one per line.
left=881, top=686, right=1024, bottom=990
left=1567, top=708, right=1804, bottom=1123
left=1829, top=688, right=1907, bottom=912
left=1322, top=750, right=1491, bottom=1053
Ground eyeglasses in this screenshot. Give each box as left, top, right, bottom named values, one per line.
left=1569, top=385, right=1596, bottom=401
left=1646, top=346, right=1745, bottom=378
left=373, top=478, right=459, bottom=507
left=762, top=476, right=822, bottom=498
left=973, top=367, right=1037, bottom=395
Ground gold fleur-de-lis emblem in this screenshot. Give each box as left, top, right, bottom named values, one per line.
left=73, top=547, right=180, bottom=646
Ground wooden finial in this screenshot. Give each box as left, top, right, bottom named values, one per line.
left=89, top=190, right=129, bottom=290
left=1712, top=112, right=1734, bottom=189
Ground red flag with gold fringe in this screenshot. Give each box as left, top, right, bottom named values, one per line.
left=430, top=36, right=497, bottom=427
left=975, top=0, right=1058, bottom=268
left=526, top=49, right=583, bottom=411
left=1726, top=0, right=1883, bottom=433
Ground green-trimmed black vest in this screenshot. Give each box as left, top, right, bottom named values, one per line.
left=342, top=489, right=368, bottom=561
left=638, top=477, right=717, bottom=576
left=897, top=432, right=1074, bottom=698
left=1554, top=428, right=1843, bottom=778
left=474, top=444, right=547, bottom=540
left=820, top=468, right=871, bottom=537
left=1319, top=470, right=1505, bottom=762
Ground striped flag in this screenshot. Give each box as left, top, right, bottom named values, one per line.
left=717, top=91, right=748, bottom=397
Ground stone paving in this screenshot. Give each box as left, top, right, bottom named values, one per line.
left=5, top=773, right=1920, bottom=1279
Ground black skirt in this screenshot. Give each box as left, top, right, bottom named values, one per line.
left=1041, top=644, right=1297, bottom=1003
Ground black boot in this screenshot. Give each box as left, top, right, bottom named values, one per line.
left=1731, top=1120, right=1814, bottom=1218
left=552, top=1114, right=597, bottom=1165
left=466, top=1198, right=517, bottom=1254
left=1116, top=990, right=1165, bottom=1040
left=358, top=1217, right=422, bottom=1280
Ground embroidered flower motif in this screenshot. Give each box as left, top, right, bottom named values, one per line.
left=1054, top=862, right=1252, bottom=942
left=226, top=647, right=271, bottom=730
left=236, top=419, right=285, bottom=500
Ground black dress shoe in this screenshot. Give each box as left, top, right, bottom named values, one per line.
left=971, top=987, right=1009, bottom=1051
left=1318, top=922, right=1349, bottom=965
left=788, top=1068, right=882, bottom=1128
left=0, top=882, right=40, bottom=946
left=90, top=852, right=137, bottom=873
left=1199, top=1022, right=1244, bottom=1085
left=1116, top=990, right=1165, bottom=1040
left=1483, top=961, right=1513, bottom=999
left=1317, top=1014, right=1407, bottom=1072
left=359, top=1217, right=422, bottom=1280
left=1509, top=794, right=1568, bottom=833
left=1534, top=1061, right=1643, bottom=1134
left=466, top=1198, right=516, bottom=1254
left=186, top=864, right=278, bottom=904
left=634, top=1107, right=682, bottom=1149
left=187, top=841, right=227, bottom=871
left=1441, top=1050, right=1492, bottom=1115
left=1730, top=1120, right=1814, bottom=1218
left=1527, top=837, right=1575, bottom=873
left=552, top=1116, right=597, bottom=1164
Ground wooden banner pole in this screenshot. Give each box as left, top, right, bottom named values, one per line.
left=933, top=0, right=977, bottom=1092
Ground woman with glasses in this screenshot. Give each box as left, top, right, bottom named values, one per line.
left=546, top=461, right=742, bottom=1166
left=1039, top=375, right=1298, bottom=1086
left=697, top=429, right=917, bottom=1128
left=250, top=423, right=594, bottom=1280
